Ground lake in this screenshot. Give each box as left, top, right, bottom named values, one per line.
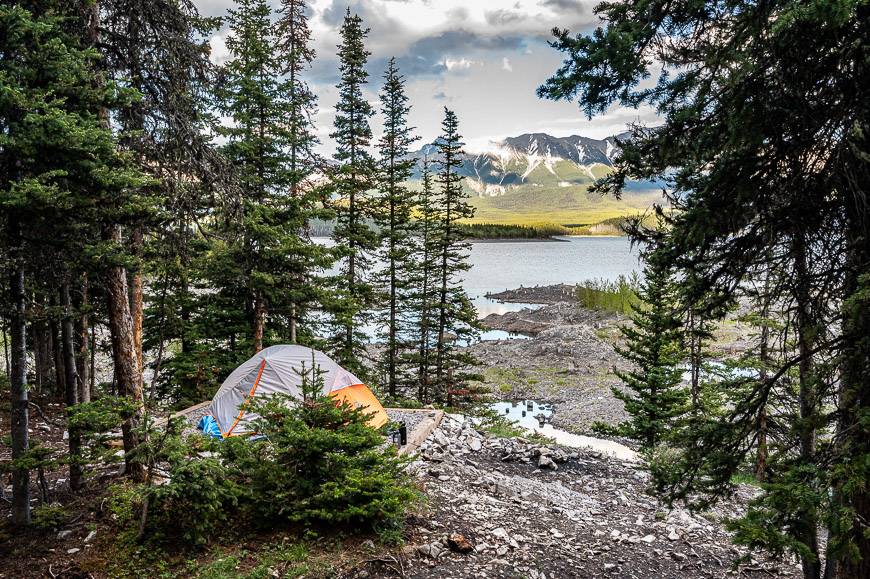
left=314, top=235, right=642, bottom=341
left=466, top=236, right=641, bottom=317
left=466, top=237, right=640, bottom=339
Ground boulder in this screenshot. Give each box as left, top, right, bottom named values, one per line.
left=447, top=533, right=474, bottom=554
left=537, top=455, right=557, bottom=470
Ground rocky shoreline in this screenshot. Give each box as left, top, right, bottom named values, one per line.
left=485, top=284, right=581, bottom=305
left=472, top=291, right=630, bottom=432
left=472, top=284, right=754, bottom=434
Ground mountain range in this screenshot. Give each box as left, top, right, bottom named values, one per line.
left=413, top=131, right=636, bottom=196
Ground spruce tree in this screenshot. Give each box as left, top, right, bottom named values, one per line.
left=275, top=0, right=334, bottom=346
left=539, top=1, right=869, bottom=575
left=214, top=0, right=327, bottom=364
left=611, top=254, right=688, bottom=449
left=374, top=58, right=419, bottom=398
left=329, top=9, right=378, bottom=376
left=432, top=108, right=479, bottom=401
left=409, top=159, right=440, bottom=402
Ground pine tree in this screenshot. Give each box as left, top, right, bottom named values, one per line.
left=611, top=254, right=688, bottom=449
left=409, top=159, right=441, bottom=402
left=275, top=0, right=334, bottom=346
left=374, top=58, right=419, bottom=398
left=432, top=108, right=479, bottom=402
left=329, top=9, right=378, bottom=376
left=214, top=0, right=327, bottom=363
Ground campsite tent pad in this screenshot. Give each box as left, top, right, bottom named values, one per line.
left=207, top=345, right=389, bottom=437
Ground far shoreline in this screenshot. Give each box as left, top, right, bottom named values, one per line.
left=469, top=234, right=626, bottom=242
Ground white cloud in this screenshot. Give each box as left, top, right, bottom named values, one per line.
left=195, top=0, right=657, bottom=157
left=441, top=57, right=480, bottom=72
left=208, top=33, right=230, bottom=65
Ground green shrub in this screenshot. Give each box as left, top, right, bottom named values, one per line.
left=223, top=365, right=417, bottom=530
left=109, top=364, right=416, bottom=548
left=31, top=503, right=70, bottom=530
left=576, top=274, right=641, bottom=315
left=143, top=436, right=243, bottom=546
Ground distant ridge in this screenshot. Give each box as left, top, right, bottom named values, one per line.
left=410, top=131, right=634, bottom=190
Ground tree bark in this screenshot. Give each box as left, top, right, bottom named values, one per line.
left=830, top=187, right=870, bottom=579
left=755, top=264, right=772, bottom=481
left=129, top=227, right=144, bottom=376
left=792, top=234, right=821, bottom=579
left=104, top=225, right=146, bottom=482
left=253, top=292, right=266, bottom=353
left=60, top=281, right=83, bottom=491
left=9, top=244, right=30, bottom=525
left=51, top=309, right=66, bottom=397
left=76, top=274, right=90, bottom=404
left=32, top=314, right=54, bottom=394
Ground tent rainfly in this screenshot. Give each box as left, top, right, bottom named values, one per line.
left=206, top=345, right=389, bottom=437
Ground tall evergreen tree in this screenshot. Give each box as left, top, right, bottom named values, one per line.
left=213, top=0, right=327, bottom=365
left=275, top=0, right=334, bottom=347
left=329, top=9, right=377, bottom=376
left=610, top=253, right=688, bottom=449
left=432, top=108, right=479, bottom=401
left=374, top=58, right=419, bottom=398
left=539, top=1, right=869, bottom=576
left=409, top=158, right=440, bottom=402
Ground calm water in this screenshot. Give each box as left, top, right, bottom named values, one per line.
left=314, top=236, right=641, bottom=341
left=465, top=236, right=640, bottom=304
left=490, top=399, right=638, bottom=461
left=467, top=237, right=640, bottom=340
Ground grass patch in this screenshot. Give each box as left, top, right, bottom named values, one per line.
left=576, top=275, right=641, bottom=315
left=731, top=472, right=761, bottom=487
left=198, top=543, right=313, bottom=579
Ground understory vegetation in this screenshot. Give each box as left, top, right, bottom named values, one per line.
left=100, top=377, right=417, bottom=573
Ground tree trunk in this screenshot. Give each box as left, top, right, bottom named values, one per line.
left=830, top=190, right=870, bottom=579
left=33, top=315, right=54, bottom=394
left=253, top=292, right=266, bottom=353
left=129, top=227, right=144, bottom=376
left=51, top=311, right=66, bottom=397
left=755, top=265, right=772, bottom=481
left=792, top=234, right=821, bottom=579
left=104, top=225, right=146, bottom=482
left=9, top=248, right=30, bottom=525
left=76, top=274, right=90, bottom=404
left=1, top=320, right=9, bottom=383
left=60, top=281, right=83, bottom=491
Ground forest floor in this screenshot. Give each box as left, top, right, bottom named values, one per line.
left=0, top=395, right=800, bottom=579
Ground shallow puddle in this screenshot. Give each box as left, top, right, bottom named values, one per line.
left=490, top=400, right=638, bottom=462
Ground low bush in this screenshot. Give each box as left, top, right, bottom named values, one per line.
left=576, top=274, right=641, bottom=315
left=225, top=368, right=417, bottom=530
left=113, top=364, right=417, bottom=548
left=143, top=436, right=244, bottom=545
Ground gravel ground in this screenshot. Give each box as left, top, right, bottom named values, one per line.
left=470, top=311, right=632, bottom=432
left=365, top=414, right=800, bottom=579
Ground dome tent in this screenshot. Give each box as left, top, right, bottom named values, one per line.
left=206, top=345, right=389, bottom=437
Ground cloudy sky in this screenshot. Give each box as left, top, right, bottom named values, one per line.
left=196, top=0, right=659, bottom=154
